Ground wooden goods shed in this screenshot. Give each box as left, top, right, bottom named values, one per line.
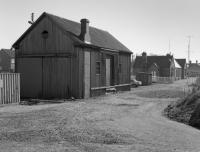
left=12, top=12, right=132, bottom=99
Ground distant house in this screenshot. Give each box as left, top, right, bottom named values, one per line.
left=0, top=49, right=15, bottom=72
left=174, top=59, right=182, bottom=80
left=187, top=61, right=200, bottom=77
left=175, top=59, right=187, bottom=79
left=12, top=12, right=132, bottom=99
left=133, top=52, right=181, bottom=79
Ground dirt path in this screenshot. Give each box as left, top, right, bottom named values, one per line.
left=0, top=79, right=200, bottom=152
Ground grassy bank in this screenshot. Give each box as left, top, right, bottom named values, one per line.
left=164, top=77, right=200, bottom=125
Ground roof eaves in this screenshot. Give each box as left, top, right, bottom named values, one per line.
left=74, top=43, right=132, bottom=54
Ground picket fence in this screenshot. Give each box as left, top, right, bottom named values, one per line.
left=152, top=76, right=175, bottom=83
left=0, top=73, right=20, bottom=104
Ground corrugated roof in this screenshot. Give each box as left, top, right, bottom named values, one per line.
left=13, top=12, right=132, bottom=53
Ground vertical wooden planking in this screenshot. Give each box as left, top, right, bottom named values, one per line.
left=113, top=53, right=119, bottom=85
left=118, top=53, right=131, bottom=84
left=101, top=53, right=106, bottom=86
left=3, top=74, right=6, bottom=104
left=3, top=73, right=6, bottom=104
left=1, top=73, right=3, bottom=104
left=11, top=73, right=15, bottom=103
left=19, top=17, right=74, bottom=54
left=1, top=74, right=3, bottom=104
left=7, top=73, right=9, bottom=104
left=78, top=48, right=84, bottom=98
left=8, top=74, right=11, bottom=103
left=1, top=74, right=2, bottom=104
left=42, top=57, right=71, bottom=99
left=17, top=73, right=20, bottom=102
left=84, top=51, right=91, bottom=98
left=0, top=73, right=20, bottom=104
left=90, top=51, right=96, bottom=88
left=0, top=74, right=1, bottom=104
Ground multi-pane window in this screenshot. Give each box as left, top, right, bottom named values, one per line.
left=96, top=61, right=100, bottom=74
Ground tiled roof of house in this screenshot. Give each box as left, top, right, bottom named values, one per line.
left=13, top=12, right=132, bottom=53
left=0, top=49, right=15, bottom=58
left=188, top=63, right=200, bottom=72
left=133, top=55, right=173, bottom=69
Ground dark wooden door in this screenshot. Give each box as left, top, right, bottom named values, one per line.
left=42, top=57, right=71, bottom=99
left=17, top=58, right=43, bottom=98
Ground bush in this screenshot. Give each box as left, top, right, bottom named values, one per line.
left=164, top=77, right=200, bottom=125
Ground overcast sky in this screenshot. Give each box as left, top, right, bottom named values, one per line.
left=1, top=0, right=200, bottom=62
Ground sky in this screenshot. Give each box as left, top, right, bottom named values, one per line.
left=0, top=0, right=200, bottom=62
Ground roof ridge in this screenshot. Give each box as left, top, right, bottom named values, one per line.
left=13, top=12, right=131, bottom=53
left=46, top=13, right=110, bottom=34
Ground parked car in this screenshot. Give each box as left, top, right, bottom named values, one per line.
left=131, top=79, right=142, bottom=87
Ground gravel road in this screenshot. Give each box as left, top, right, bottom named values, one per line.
left=0, top=79, right=200, bottom=152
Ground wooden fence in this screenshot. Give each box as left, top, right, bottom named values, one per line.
left=0, top=73, right=20, bottom=104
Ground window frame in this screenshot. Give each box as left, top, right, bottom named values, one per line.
left=96, top=61, right=101, bottom=75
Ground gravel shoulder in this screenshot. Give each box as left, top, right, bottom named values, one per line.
left=0, top=79, right=200, bottom=152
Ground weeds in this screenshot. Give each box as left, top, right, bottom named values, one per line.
left=164, top=77, right=200, bottom=124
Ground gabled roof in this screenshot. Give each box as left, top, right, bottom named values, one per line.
left=174, top=59, right=181, bottom=68
left=133, top=55, right=173, bottom=69
left=13, top=12, right=131, bottom=53
left=188, top=63, right=200, bottom=72
left=175, top=59, right=186, bottom=68
left=0, top=49, right=15, bottom=58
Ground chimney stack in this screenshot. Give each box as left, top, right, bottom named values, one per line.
left=142, top=52, right=147, bottom=64
left=142, top=52, right=147, bottom=72
left=80, top=18, right=91, bottom=43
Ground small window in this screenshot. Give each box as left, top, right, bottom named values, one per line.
left=96, top=62, right=100, bottom=74
left=41, top=30, right=49, bottom=39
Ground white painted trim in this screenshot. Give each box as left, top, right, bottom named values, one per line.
left=91, top=83, right=131, bottom=90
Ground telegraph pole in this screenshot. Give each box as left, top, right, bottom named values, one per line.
left=187, top=36, right=191, bottom=62
left=168, top=39, right=171, bottom=52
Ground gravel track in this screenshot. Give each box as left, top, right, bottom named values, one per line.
left=0, top=79, right=200, bottom=151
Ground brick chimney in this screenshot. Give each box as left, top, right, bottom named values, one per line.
left=142, top=52, right=147, bottom=72
left=79, top=19, right=91, bottom=44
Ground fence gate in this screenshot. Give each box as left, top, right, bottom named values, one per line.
left=0, top=73, right=20, bottom=104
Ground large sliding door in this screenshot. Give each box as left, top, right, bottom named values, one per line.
left=42, top=57, right=71, bottom=99
left=17, top=58, right=42, bottom=98
left=18, top=57, right=71, bottom=99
